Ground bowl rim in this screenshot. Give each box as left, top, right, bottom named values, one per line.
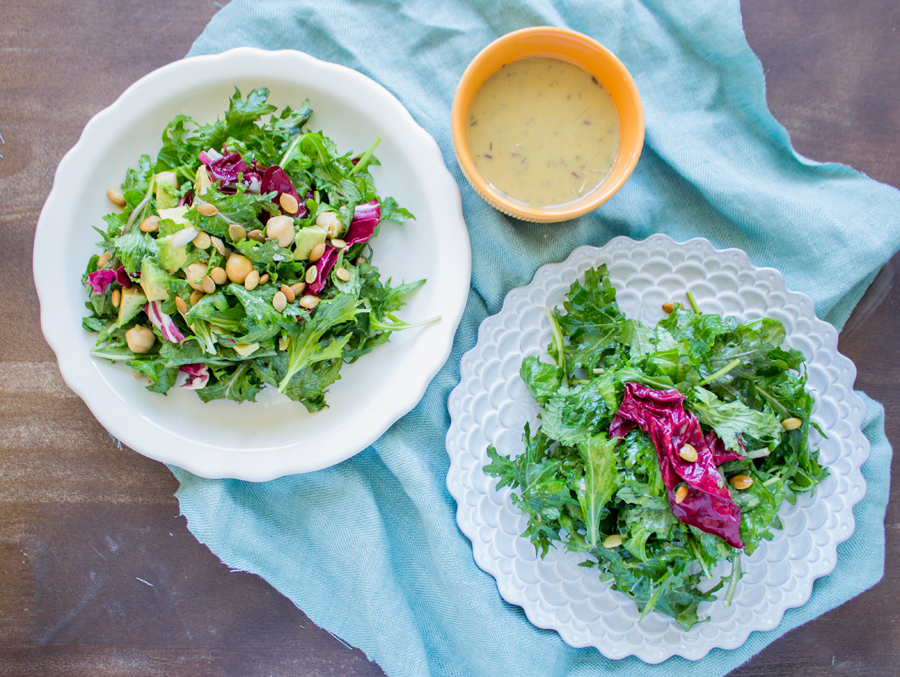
left=451, top=26, right=645, bottom=222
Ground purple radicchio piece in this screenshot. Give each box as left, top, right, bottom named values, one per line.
left=144, top=300, right=185, bottom=344
left=261, top=166, right=306, bottom=218
left=179, top=363, right=209, bottom=390
left=198, top=148, right=262, bottom=194
left=87, top=266, right=132, bottom=294
left=308, top=200, right=381, bottom=296
left=609, top=381, right=744, bottom=549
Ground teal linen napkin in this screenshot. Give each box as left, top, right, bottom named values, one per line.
left=171, top=1, right=899, bottom=675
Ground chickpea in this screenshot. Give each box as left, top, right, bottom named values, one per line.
left=126, top=325, right=156, bottom=354
left=315, top=211, right=343, bottom=238
left=183, top=262, right=209, bottom=292
left=265, top=215, right=295, bottom=248
left=225, top=254, right=254, bottom=284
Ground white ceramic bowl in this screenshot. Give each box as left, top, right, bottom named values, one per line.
left=35, top=48, right=470, bottom=481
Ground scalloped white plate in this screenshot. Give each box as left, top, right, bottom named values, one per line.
left=35, top=48, right=470, bottom=481
left=445, top=235, right=868, bottom=662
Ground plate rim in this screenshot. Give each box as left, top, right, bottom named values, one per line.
left=445, top=234, right=869, bottom=662
left=34, top=47, right=471, bottom=481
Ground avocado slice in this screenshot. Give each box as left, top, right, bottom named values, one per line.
left=117, top=286, right=148, bottom=326
left=155, top=171, right=180, bottom=210
left=157, top=232, right=189, bottom=271
left=140, top=258, right=171, bottom=302
left=194, top=166, right=213, bottom=196
left=293, top=225, right=327, bottom=261
left=158, top=205, right=190, bottom=225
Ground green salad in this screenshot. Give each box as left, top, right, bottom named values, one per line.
left=82, top=88, right=433, bottom=411
left=484, top=265, right=827, bottom=629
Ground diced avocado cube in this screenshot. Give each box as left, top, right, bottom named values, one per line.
left=155, top=171, right=180, bottom=210
left=157, top=232, right=189, bottom=271
left=117, top=286, right=147, bottom=326
left=293, top=225, right=327, bottom=261
left=140, top=258, right=171, bottom=302
left=158, top=205, right=190, bottom=225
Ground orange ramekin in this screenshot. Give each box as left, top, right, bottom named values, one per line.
left=451, top=26, right=645, bottom=222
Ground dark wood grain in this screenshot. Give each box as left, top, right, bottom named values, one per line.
left=0, top=1, right=896, bottom=675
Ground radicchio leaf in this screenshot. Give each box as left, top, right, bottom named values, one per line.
left=199, top=149, right=262, bottom=194
left=610, top=382, right=744, bottom=549
left=179, top=363, right=210, bottom=390
left=261, top=166, right=306, bottom=217
left=87, top=266, right=132, bottom=293
left=308, top=200, right=381, bottom=296
left=145, top=300, right=185, bottom=344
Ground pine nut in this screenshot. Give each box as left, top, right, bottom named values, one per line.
left=107, top=188, right=126, bottom=208
left=111, top=289, right=121, bottom=308
left=281, top=284, right=295, bottom=303
left=139, top=215, right=160, bottom=233
left=299, top=295, right=319, bottom=309
left=197, top=202, right=218, bottom=217
left=192, top=231, right=211, bottom=249
left=228, top=224, right=247, bottom=242
left=602, top=534, right=622, bottom=548
left=729, top=475, right=754, bottom=490
left=258, top=274, right=270, bottom=285
left=336, top=267, right=351, bottom=282
left=675, top=485, right=689, bottom=504
left=97, top=251, right=111, bottom=268
left=189, top=290, right=204, bottom=306
left=272, top=291, right=287, bottom=312
left=201, top=276, right=216, bottom=294
left=244, top=270, right=260, bottom=291
left=175, top=296, right=188, bottom=316
left=678, top=443, right=698, bottom=463
left=309, top=242, right=326, bottom=262
left=355, top=256, right=366, bottom=265
left=210, top=266, right=227, bottom=285
left=279, top=193, right=299, bottom=214
left=781, top=417, right=802, bottom=431
left=210, top=236, right=227, bottom=256
left=662, top=301, right=675, bottom=313
left=305, top=266, right=318, bottom=284
left=330, top=238, right=347, bottom=249
left=290, top=282, right=306, bottom=296
left=248, top=229, right=265, bottom=243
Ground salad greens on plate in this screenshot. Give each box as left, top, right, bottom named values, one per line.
left=484, top=265, right=828, bottom=630
left=82, top=87, right=434, bottom=411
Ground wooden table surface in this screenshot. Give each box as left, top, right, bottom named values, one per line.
left=2, top=1, right=898, bottom=675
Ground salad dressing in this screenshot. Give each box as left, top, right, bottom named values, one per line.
left=466, top=57, right=621, bottom=207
